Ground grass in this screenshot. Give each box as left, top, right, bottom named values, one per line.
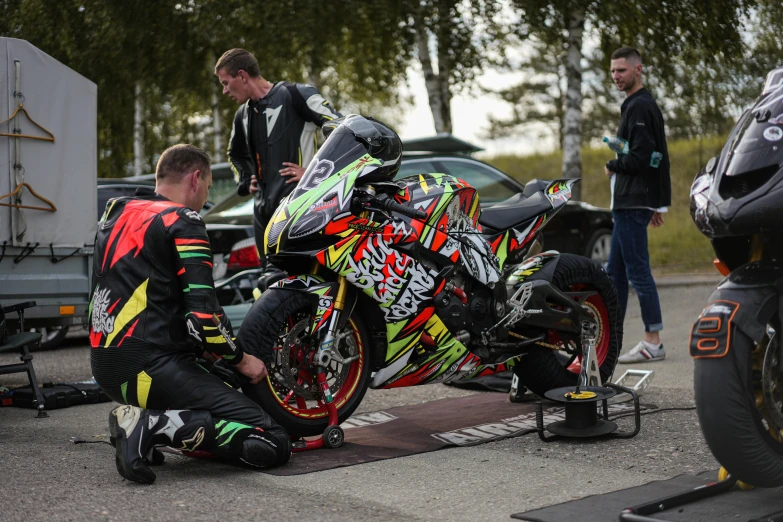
left=484, top=135, right=728, bottom=274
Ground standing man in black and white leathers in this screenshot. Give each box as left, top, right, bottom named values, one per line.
left=215, top=48, right=342, bottom=266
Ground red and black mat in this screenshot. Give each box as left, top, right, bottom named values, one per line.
left=512, top=470, right=783, bottom=522
left=263, top=392, right=642, bottom=476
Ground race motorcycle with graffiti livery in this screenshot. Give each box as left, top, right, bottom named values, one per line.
left=236, top=115, right=621, bottom=442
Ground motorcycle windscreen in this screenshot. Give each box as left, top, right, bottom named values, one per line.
left=290, top=130, right=368, bottom=201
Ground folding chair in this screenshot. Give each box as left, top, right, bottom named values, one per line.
left=0, top=301, right=48, bottom=417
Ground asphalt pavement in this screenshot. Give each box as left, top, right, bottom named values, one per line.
left=0, top=279, right=726, bottom=522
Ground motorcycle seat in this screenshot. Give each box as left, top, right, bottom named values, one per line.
left=478, top=190, right=552, bottom=232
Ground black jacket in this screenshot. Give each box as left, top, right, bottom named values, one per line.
left=606, top=88, right=671, bottom=209
left=227, top=81, right=341, bottom=221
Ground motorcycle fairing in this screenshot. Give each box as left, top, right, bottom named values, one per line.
left=265, top=153, right=384, bottom=254
left=315, top=217, right=444, bottom=323
left=689, top=300, right=740, bottom=359
left=690, top=261, right=782, bottom=346
left=395, top=173, right=501, bottom=286
left=487, top=214, right=547, bottom=271
left=371, top=308, right=512, bottom=388
left=485, top=179, right=579, bottom=270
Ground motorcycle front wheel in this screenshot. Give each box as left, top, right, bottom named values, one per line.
left=695, top=316, right=783, bottom=487
left=240, top=290, right=371, bottom=437
left=513, top=253, right=621, bottom=397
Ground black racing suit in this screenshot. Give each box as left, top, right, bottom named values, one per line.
left=227, top=81, right=342, bottom=262
left=89, top=192, right=290, bottom=467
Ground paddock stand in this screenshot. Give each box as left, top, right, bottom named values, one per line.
left=291, top=369, right=344, bottom=452
left=536, top=320, right=642, bottom=441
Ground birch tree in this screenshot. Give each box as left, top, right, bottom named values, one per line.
left=410, top=0, right=506, bottom=134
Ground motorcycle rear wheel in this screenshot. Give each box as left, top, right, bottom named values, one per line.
left=513, top=254, right=621, bottom=397
left=241, top=290, right=371, bottom=438
left=695, top=317, right=783, bottom=487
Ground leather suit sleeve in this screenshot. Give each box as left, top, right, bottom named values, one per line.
left=606, top=104, right=657, bottom=176
left=169, top=207, right=244, bottom=364
left=228, top=106, right=255, bottom=197
left=294, top=83, right=343, bottom=126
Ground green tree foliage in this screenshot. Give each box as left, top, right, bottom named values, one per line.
left=484, top=31, right=567, bottom=146
left=410, top=0, right=507, bottom=133
left=495, top=0, right=751, bottom=152
left=0, top=0, right=416, bottom=177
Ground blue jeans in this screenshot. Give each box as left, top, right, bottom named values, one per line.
left=606, top=209, right=663, bottom=333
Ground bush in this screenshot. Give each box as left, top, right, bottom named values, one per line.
left=484, top=135, right=728, bottom=273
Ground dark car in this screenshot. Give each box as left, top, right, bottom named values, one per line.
left=97, top=178, right=215, bottom=219
left=202, top=136, right=613, bottom=305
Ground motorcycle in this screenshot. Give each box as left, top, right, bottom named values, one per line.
left=690, top=66, right=783, bottom=486
left=237, top=115, right=621, bottom=439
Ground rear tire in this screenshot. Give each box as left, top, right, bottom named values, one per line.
left=240, top=289, right=371, bottom=438
left=514, top=254, right=621, bottom=397
left=695, top=318, right=783, bottom=487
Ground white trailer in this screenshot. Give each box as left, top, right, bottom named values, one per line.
left=0, top=38, right=97, bottom=335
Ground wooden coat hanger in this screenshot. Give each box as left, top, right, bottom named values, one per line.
left=0, top=182, right=57, bottom=212
left=0, top=104, right=55, bottom=142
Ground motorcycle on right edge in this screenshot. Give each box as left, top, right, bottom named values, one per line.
left=690, top=66, right=783, bottom=487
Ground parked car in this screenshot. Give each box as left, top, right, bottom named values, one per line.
left=202, top=137, right=613, bottom=306
left=97, top=178, right=214, bottom=219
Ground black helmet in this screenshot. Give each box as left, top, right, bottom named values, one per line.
left=322, top=114, right=402, bottom=180
left=690, top=66, right=783, bottom=237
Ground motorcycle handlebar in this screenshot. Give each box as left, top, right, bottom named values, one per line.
left=377, top=196, right=428, bottom=220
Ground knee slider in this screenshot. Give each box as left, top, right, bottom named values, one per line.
left=241, top=428, right=290, bottom=468
left=171, top=410, right=215, bottom=452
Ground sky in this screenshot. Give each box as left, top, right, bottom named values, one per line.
left=396, top=65, right=557, bottom=159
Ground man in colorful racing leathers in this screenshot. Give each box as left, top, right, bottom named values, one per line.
left=89, top=144, right=290, bottom=484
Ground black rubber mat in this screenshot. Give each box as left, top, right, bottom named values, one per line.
left=512, top=470, right=783, bottom=522
left=262, top=392, right=642, bottom=476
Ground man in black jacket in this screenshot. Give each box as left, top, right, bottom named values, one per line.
left=215, top=48, right=342, bottom=265
left=604, top=47, right=671, bottom=364
left=91, top=145, right=291, bottom=484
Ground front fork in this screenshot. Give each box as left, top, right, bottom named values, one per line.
left=577, top=319, right=602, bottom=389
left=313, top=274, right=353, bottom=404
left=292, top=273, right=348, bottom=452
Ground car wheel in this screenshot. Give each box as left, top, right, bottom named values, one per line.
left=585, top=228, right=612, bottom=268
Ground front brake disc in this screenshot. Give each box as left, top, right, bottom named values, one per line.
left=270, top=319, right=357, bottom=401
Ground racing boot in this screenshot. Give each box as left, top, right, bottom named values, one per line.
left=108, top=433, right=165, bottom=466
left=109, top=406, right=217, bottom=484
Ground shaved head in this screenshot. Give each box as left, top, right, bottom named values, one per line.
left=611, top=47, right=642, bottom=65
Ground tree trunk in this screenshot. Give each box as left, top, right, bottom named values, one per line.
left=133, top=82, right=144, bottom=177
left=436, top=27, right=453, bottom=134
left=212, top=86, right=223, bottom=163
left=415, top=19, right=447, bottom=134
left=561, top=7, right=585, bottom=200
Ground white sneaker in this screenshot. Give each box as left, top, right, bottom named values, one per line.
left=618, top=342, right=665, bottom=364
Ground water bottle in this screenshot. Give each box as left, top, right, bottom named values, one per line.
left=603, top=136, right=629, bottom=155
left=650, top=151, right=663, bottom=168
